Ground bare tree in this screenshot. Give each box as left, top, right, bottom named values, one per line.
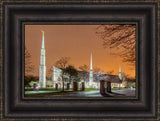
left=79, top=64, right=89, bottom=83
left=79, top=64, right=89, bottom=71
left=55, top=57, right=70, bottom=68
left=96, top=25, right=136, bottom=66
left=93, top=67, right=104, bottom=83
left=93, top=67, right=103, bottom=73
left=25, top=47, right=34, bottom=76
left=64, top=65, right=78, bottom=83
left=54, top=57, right=70, bottom=91
left=48, top=65, right=54, bottom=78
left=106, top=70, right=114, bottom=75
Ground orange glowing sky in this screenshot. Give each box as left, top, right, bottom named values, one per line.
left=25, top=25, right=135, bottom=78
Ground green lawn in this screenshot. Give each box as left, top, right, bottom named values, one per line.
left=25, top=87, right=134, bottom=91
left=25, top=87, right=99, bottom=91
left=25, top=87, right=60, bottom=91
left=84, top=88, right=99, bottom=91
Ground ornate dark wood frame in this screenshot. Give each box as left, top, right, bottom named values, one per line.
left=2, top=2, right=158, bottom=120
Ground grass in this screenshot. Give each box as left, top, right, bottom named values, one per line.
left=84, top=88, right=99, bottom=91
left=25, top=87, right=62, bottom=91
left=25, top=87, right=134, bottom=92
left=25, top=87, right=99, bottom=91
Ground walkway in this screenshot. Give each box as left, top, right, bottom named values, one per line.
left=25, top=89, right=136, bottom=97
left=62, top=89, right=136, bottom=97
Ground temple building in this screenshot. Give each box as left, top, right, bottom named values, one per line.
left=51, top=53, right=128, bottom=89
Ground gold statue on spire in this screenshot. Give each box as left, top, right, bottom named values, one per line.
left=41, top=30, right=44, bottom=35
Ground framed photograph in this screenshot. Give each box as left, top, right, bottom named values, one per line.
left=24, top=23, right=137, bottom=99
left=1, top=1, right=158, bottom=120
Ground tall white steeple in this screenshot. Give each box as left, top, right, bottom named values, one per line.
left=90, top=53, right=92, bottom=70
left=89, top=53, right=93, bottom=87
left=119, top=65, right=122, bottom=80
left=39, top=30, right=46, bottom=88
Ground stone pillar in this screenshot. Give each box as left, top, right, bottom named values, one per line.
left=100, top=80, right=113, bottom=97
left=55, top=83, right=58, bottom=90
left=66, top=83, right=70, bottom=90
left=81, top=82, right=85, bottom=91
left=107, top=82, right=111, bottom=93
left=73, top=81, right=78, bottom=91
left=33, top=83, right=37, bottom=91
left=100, top=80, right=105, bottom=94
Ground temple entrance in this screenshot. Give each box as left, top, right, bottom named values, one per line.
left=100, top=80, right=113, bottom=97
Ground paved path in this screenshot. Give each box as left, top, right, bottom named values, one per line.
left=62, top=91, right=103, bottom=97
left=112, top=89, right=136, bottom=96
left=62, top=89, right=136, bottom=97
left=25, top=89, right=136, bottom=97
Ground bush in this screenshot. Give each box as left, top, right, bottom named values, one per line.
left=24, top=76, right=30, bottom=86
left=29, top=81, right=38, bottom=87
left=131, top=83, right=136, bottom=88
left=24, top=75, right=39, bottom=86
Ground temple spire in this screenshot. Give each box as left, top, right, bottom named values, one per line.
left=119, top=65, right=122, bottom=80
left=90, top=52, right=92, bottom=70
left=119, top=64, right=121, bottom=73
left=89, top=52, right=93, bottom=88
left=39, top=30, right=46, bottom=88
left=41, top=30, right=45, bottom=49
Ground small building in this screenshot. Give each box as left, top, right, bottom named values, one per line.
left=99, top=74, right=125, bottom=88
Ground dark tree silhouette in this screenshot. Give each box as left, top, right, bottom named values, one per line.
left=79, top=64, right=89, bottom=71
left=54, top=57, right=71, bottom=91
left=93, top=67, right=104, bottom=83
left=64, top=65, right=80, bottom=91
left=93, top=67, right=103, bottom=73
left=55, top=57, right=70, bottom=68
left=24, top=75, right=38, bottom=86
left=79, top=64, right=89, bottom=83
left=48, top=66, right=53, bottom=77
left=96, top=25, right=136, bottom=66
left=25, top=47, right=35, bottom=87
left=64, top=65, right=78, bottom=80
left=48, top=57, right=70, bottom=77
left=106, top=70, right=114, bottom=75
left=25, top=47, right=34, bottom=76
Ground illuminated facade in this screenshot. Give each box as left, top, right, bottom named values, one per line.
left=51, top=53, right=127, bottom=89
